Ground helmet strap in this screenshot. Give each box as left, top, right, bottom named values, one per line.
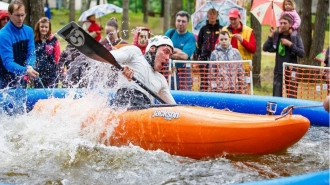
left=144, top=47, right=158, bottom=70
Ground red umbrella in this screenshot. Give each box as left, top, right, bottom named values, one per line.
left=250, top=0, right=283, bottom=27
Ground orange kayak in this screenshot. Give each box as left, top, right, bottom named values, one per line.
left=33, top=99, right=310, bottom=159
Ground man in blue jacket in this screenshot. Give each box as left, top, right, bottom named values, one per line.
left=0, top=0, right=39, bottom=89
left=0, top=0, right=39, bottom=115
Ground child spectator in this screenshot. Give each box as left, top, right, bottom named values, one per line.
left=34, top=17, right=60, bottom=88
left=272, top=0, right=301, bottom=49
left=132, top=27, right=150, bottom=54
left=209, top=31, right=246, bottom=93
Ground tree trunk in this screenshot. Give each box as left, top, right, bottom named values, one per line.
left=142, top=0, right=148, bottom=23
left=163, top=0, right=171, bottom=33
left=81, top=0, right=87, bottom=13
left=309, top=0, right=329, bottom=66
left=22, top=0, right=44, bottom=28
left=122, top=0, right=130, bottom=40
left=250, top=0, right=261, bottom=88
left=170, top=0, right=182, bottom=28
left=69, top=0, right=75, bottom=22
left=186, top=0, right=191, bottom=13
left=62, top=0, right=68, bottom=9
left=298, top=0, right=312, bottom=65
left=22, top=0, right=30, bottom=26
left=160, top=0, right=164, bottom=17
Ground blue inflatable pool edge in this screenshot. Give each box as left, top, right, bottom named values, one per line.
left=19, top=88, right=330, bottom=126
left=0, top=170, right=328, bottom=185
left=235, top=169, right=329, bottom=185
left=0, top=88, right=328, bottom=126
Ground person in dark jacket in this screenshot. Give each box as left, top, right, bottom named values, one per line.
left=194, top=8, right=222, bottom=61
left=263, top=14, right=305, bottom=98
left=193, top=8, right=222, bottom=91
left=57, top=44, right=88, bottom=88
left=33, top=17, right=60, bottom=88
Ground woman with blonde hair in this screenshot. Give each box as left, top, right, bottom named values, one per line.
left=34, top=17, right=61, bottom=88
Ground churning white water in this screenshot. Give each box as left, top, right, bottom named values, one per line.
left=0, top=58, right=328, bottom=185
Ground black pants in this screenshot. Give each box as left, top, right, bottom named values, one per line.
left=273, top=73, right=297, bottom=98
left=113, top=88, right=151, bottom=107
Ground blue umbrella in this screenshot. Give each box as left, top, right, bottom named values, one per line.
left=78, top=4, right=123, bottom=22
left=191, top=0, right=246, bottom=36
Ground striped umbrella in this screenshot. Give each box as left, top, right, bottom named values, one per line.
left=250, top=0, right=283, bottom=27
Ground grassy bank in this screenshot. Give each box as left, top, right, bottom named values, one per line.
left=50, top=10, right=328, bottom=96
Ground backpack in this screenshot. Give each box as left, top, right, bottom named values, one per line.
left=168, top=28, right=176, bottom=39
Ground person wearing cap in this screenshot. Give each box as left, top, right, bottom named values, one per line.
left=110, top=35, right=176, bottom=106
left=0, top=10, right=9, bottom=29
left=220, top=8, right=256, bottom=65
left=165, top=10, right=196, bottom=90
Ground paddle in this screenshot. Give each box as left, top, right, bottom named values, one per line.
left=56, top=22, right=166, bottom=104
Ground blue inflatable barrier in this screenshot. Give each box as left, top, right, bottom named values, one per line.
left=172, top=91, right=329, bottom=127
left=235, top=169, right=329, bottom=185
left=0, top=88, right=328, bottom=126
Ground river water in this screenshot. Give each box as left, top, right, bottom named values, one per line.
left=0, top=92, right=328, bottom=185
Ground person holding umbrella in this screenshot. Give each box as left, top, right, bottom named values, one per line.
left=82, top=14, right=102, bottom=42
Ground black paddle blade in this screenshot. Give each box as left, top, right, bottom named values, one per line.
left=57, top=21, right=122, bottom=69
left=57, top=22, right=166, bottom=104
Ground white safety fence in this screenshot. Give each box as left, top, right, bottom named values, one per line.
left=160, top=60, right=253, bottom=95
left=283, top=62, right=330, bottom=101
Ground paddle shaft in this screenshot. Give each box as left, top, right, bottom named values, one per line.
left=57, top=22, right=166, bottom=104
